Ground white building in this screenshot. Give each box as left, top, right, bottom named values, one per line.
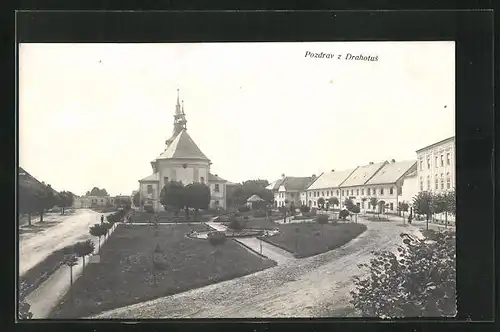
left=416, top=136, right=455, bottom=194
left=399, top=169, right=418, bottom=205
left=138, top=90, right=228, bottom=212
left=304, top=168, right=356, bottom=208
left=267, top=175, right=316, bottom=208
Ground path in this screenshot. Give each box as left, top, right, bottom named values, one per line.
left=93, top=217, right=423, bottom=318
left=205, top=220, right=295, bottom=265
left=19, top=209, right=108, bottom=276
left=25, top=221, right=119, bottom=318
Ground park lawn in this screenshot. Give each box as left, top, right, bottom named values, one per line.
left=128, top=211, right=212, bottom=223
left=49, top=223, right=276, bottom=318
left=261, top=222, right=367, bottom=258
left=223, top=217, right=277, bottom=230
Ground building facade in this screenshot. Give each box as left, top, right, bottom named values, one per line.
left=137, top=90, right=228, bottom=212
left=267, top=175, right=316, bottom=208
left=304, top=168, right=356, bottom=208
left=416, top=136, right=455, bottom=194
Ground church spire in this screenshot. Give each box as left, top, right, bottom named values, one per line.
left=166, top=89, right=187, bottom=147
left=175, top=88, right=182, bottom=115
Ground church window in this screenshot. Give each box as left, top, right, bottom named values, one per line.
left=170, top=169, right=177, bottom=181
left=215, top=184, right=220, bottom=192
left=193, top=168, right=199, bottom=182
left=147, top=185, right=153, bottom=194
left=200, top=177, right=205, bottom=184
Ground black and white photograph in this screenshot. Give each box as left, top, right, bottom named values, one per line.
left=18, top=41, right=457, bottom=319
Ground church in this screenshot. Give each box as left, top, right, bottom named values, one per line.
left=138, top=90, right=228, bottom=212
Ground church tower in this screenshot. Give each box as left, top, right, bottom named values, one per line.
left=166, top=89, right=187, bottom=147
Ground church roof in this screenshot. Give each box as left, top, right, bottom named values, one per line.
left=209, top=173, right=227, bottom=182
left=156, top=130, right=210, bottom=161
left=139, top=173, right=159, bottom=182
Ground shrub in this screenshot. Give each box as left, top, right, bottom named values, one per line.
left=252, top=210, right=267, bottom=218
left=228, top=217, right=244, bottom=231
left=237, top=205, right=250, bottom=213
left=300, top=205, right=310, bottom=213
left=339, top=209, right=350, bottom=220
left=243, top=216, right=249, bottom=220
left=311, top=207, right=317, bottom=214
left=349, top=205, right=361, bottom=214
left=350, top=230, right=456, bottom=317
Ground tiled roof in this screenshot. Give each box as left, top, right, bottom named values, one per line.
left=18, top=167, right=58, bottom=195
left=340, top=161, right=387, bottom=187
left=266, top=179, right=283, bottom=191
left=247, top=194, right=264, bottom=202
left=139, top=173, right=159, bottom=182
left=209, top=173, right=227, bottom=182
left=306, top=168, right=356, bottom=190
left=280, top=176, right=314, bottom=191
left=365, top=160, right=417, bottom=185
left=416, top=136, right=455, bottom=153
left=156, top=130, right=210, bottom=161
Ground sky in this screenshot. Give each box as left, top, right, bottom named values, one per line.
left=19, top=42, right=455, bottom=196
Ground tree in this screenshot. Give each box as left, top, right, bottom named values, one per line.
left=300, top=205, right=310, bottom=214
left=369, top=197, right=379, bottom=219
left=63, top=254, right=78, bottom=304
left=133, top=191, right=141, bottom=207
left=56, top=191, right=74, bottom=215
left=151, top=243, right=167, bottom=287
left=433, top=191, right=455, bottom=228
left=89, top=224, right=107, bottom=251
left=348, top=204, right=360, bottom=223
left=102, top=222, right=113, bottom=238
left=36, top=184, right=57, bottom=222
left=185, top=182, right=211, bottom=221
left=339, top=209, right=350, bottom=221
left=227, top=179, right=273, bottom=208
left=19, top=186, right=38, bottom=226
left=350, top=230, right=456, bottom=317
left=398, top=202, right=409, bottom=218
left=207, top=231, right=227, bottom=265
left=317, top=197, right=325, bottom=209
left=73, top=240, right=95, bottom=271
left=329, top=197, right=340, bottom=209
left=159, top=181, right=186, bottom=217
left=412, top=191, right=434, bottom=230
left=88, top=187, right=109, bottom=197
left=228, top=215, right=243, bottom=232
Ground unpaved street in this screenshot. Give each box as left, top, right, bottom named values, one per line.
left=93, top=218, right=423, bottom=318
left=19, top=209, right=107, bottom=276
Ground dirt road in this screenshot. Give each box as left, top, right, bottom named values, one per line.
left=93, top=218, right=422, bottom=318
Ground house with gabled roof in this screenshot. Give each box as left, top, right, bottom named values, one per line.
left=268, top=174, right=318, bottom=208
left=137, top=90, right=228, bottom=211
left=302, top=168, right=357, bottom=208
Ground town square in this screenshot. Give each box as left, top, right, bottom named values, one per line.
left=18, top=42, right=456, bottom=319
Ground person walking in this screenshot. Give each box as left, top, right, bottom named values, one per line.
left=100, top=214, right=104, bottom=224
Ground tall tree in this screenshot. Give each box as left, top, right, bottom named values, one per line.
left=36, top=184, right=57, bottom=222
left=317, top=197, right=325, bottom=209
left=159, top=181, right=186, bottom=216
left=19, top=186, right=38, bottom=226
left=185, top=182, right=211, bottom=220
left=73, top=240, right=95, bottom=272
left=412, top=191, right=434, bottom=230
left=132, top=191, right=141, bottom=207
left=328, top=197, right=340, bottom=209
left=57, top=191, right=74, bottom=215
left=88, top=187, right=109, bottom=197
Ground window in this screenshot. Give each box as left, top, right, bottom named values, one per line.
left=427, top=175, right=430, bottom=189
left=147, top=185, right=153, bottom=194
left=367, top=188, right=371, bottom=195
left=380, top=188, right=384, bottom=195
left=200, top=176, right=205, bottom=184
left=214, top=184, right=220, bottom=192
left=322, top=191, right=324, bottom=196
left=356, top=189, right=359, bottom=196
left=373, top=188, right=376, bottom=195
left=308, top=192, right=311, bottom=197
left=447, top=173, right=451, bottom=189
left=440, top=155, right=444, bottom=167
left=215, top=200, right=220, bottom=205
left=337, top=190, right=339, bottom=196
left=427, top=158, right=430, bottom=169
left=435, top=175, right=438, bottom=189
left=440, top=173, right=444, bottom=189
left=317, top=191, right=319, bottom=196
left=342, top=190, right=344, bottom=196
left=193, top=168, right=199, bottom=182
left=351, top=189, right=354, bottom=196
left=314, top=201, right=317, bottom=206
left=447, top=153, right=451, bottom=165
left=164, top=177, right=169, bottom=185
left=361, top=189, right=364, bottom=195
left=390, top=203, right=394, bottom=211
left=435, top=156, right=438, bottom=167
left=170, top=169, right=177, bottom=181
left=390, top=187, right=394, bottom=195
left=420, top=177, right=423, bottom=191
left=314, top=192, right=317, bottom=197
left=420, top=160, right=423, bottom=170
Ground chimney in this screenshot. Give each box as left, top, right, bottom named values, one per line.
left=281, top=173, right=286, bottom=178
left=369, top=162, right=374, bottom=165
left=215, top=174, right=218, bottom=177
left=312, top=174, right=316, bottom=178
left=391, top=159, right=396, bottom=163
left=331, top=169, right=335, bottom=172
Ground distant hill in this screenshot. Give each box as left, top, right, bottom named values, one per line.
left=18, top=167, right=58, bottom=196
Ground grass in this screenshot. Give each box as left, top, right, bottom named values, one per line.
left=49, top=223, right=276, bottom=318
left=129, top=211, right=212, bottom=223
left=223, top=217, right=277, bottom=230
left=260, top=222, right=367, bottom=258
left=20, top=244, right=75, bottom=296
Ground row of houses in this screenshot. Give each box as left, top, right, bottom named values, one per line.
left=267, top=136, right=455, bottom=214
left=72, top=195, right=132, bottom=209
